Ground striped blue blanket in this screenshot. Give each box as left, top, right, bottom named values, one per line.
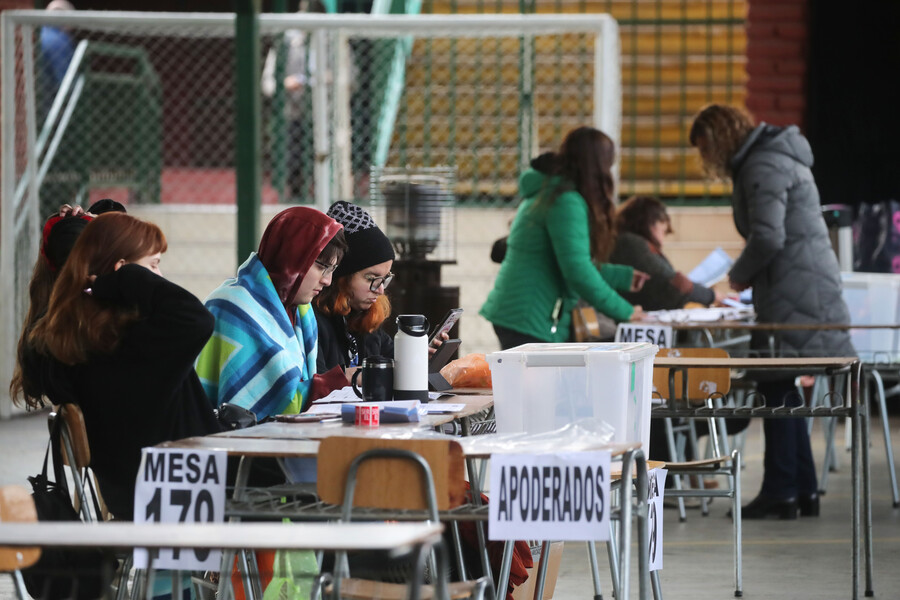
left=196, top=253, right=318, bottom=418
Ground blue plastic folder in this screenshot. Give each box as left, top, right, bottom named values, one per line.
left=340, top=400, right=421, bottom=424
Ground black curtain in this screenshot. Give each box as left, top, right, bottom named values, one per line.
left=806, top=1, right=900, bottom=207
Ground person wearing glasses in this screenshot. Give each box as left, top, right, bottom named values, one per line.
left=196, top=206, right=350, bottom=419
left=313, top=201, right=397, bottom=374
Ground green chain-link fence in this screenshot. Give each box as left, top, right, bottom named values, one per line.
left=418, top=0, right=746, bottom=205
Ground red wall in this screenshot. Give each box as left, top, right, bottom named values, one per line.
left=744, top=0, right=809, bottom=129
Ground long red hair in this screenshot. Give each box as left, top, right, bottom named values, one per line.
left=315, top=275, right=392, bottom=334
left=29, top=213, right=168, bottom=365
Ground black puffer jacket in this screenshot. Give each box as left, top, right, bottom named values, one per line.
left=729, top=123, right=855, bottom=357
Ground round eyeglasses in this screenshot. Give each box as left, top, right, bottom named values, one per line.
left=366, top=273, right=394, bottom=292
left=314, top=260, right=338, bottom=277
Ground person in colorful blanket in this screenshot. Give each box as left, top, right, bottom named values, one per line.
left=196, top=206, right=350, bottom=419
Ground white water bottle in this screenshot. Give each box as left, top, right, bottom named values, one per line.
left=393, top=314, right=430, bottom=402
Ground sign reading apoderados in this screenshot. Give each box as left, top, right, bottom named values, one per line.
left=488, top=451, right=611, bottom=541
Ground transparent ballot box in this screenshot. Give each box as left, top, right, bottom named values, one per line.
left=486, top=342, right=658, bottom=451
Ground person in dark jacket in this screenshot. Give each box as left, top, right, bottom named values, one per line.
left=611, top=195, right=725, bottom=311
left=27, top=212, right=222, bottom=519
left=314, top=201, right=395, bottom=373
left=690, top=104, right=856, bottom=519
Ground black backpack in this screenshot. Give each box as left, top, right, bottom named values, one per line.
left=21, top=413, right=118, bottom=600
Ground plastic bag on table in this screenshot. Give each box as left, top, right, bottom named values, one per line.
left=440, top=353, right=492, bottom=388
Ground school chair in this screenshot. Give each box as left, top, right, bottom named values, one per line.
left=52, top=405, right=168, bottom=600
left=0, top=485, right=42, bottom=600
left=314, top=436, right=488, bottom=600
left=652, top=347, right=743, bottom=598
left=54, top=404, right=108, bottom=522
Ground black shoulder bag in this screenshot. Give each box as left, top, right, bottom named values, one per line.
left=21, top=414, right=117, bottom=600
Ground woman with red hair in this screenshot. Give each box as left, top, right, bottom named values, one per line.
left=314, top=201, right=396, bottom=373
left=27, top=212, right=221, bottom=520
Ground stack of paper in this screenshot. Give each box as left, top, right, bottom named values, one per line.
left=645, top=306, right=755, bottom=323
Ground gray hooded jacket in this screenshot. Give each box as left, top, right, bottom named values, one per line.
left=728, top=123, right=855, bottom=357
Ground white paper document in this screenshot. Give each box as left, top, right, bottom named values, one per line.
left=303, top=404, right=343, bottom=416
left=312, top=386, right=360, bottom=404
left=687, top=247, right=734, bottom=287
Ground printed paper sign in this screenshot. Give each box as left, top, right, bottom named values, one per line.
left=615, top=323, right=673, bottom=348
left=647, top=468, right=667, bottom=571
left=489, top=451, right=611, bottom=541
left=133, top=448, right=227, bottom=571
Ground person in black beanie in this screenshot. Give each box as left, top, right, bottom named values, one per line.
left=313, top=201, right=396, bottom=373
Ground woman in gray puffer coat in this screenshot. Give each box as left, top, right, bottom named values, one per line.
left=690, top=104, right=855, bottom=520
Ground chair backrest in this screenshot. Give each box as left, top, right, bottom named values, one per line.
left=317, top=437, right=466, bottom=512
left=52, top=405, right=109, bottom=522
left=57, top=404, right=90, bottom=471
left=0, top=485, right=41, bottom=572
left=653, top=347, right=732, bottom=404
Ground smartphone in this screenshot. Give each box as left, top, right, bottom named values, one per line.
left=429, top=308, right=463, bottom=345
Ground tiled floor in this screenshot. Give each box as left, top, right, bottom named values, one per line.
left=1, top=410, right=898, bottom=599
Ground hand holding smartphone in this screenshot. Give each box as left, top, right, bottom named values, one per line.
left=429, top=308, right=463, bottom=346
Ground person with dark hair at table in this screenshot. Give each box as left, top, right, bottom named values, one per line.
left=611, top=195, right=726, bottom=311
left=690, top=104, right=856, bottom=519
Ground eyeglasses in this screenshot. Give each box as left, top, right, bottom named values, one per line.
left=366, top=273, right=394, bottom=292
left=314, top=260, right=338, bottom=277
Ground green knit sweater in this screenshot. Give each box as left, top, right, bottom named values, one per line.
left=480, top=170, right=635, bottom=342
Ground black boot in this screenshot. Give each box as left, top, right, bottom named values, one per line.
left=798, top=493, right=820, bottom=517
left=742, top=493, right=798, bottom=520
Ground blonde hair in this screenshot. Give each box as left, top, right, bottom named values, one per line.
left=689, top=104, right=755, bottom=179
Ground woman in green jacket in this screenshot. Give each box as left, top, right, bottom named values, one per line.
left=481, top=126, right=646, bottom=349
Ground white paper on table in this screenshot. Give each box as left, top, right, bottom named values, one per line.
left=645, top=306, right=753, bottom=323
left=687, top=247, right=734, bottom=287
left=428, top=391, right=456, bottom=401
left=312, top=386, right=361, bottom=404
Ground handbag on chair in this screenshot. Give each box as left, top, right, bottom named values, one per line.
left=571, top=305, right=617, bottom=342
left=21, top=414, right=116, bottom=600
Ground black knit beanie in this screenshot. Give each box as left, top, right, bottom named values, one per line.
left=326, top=201, right=395, bottom=278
